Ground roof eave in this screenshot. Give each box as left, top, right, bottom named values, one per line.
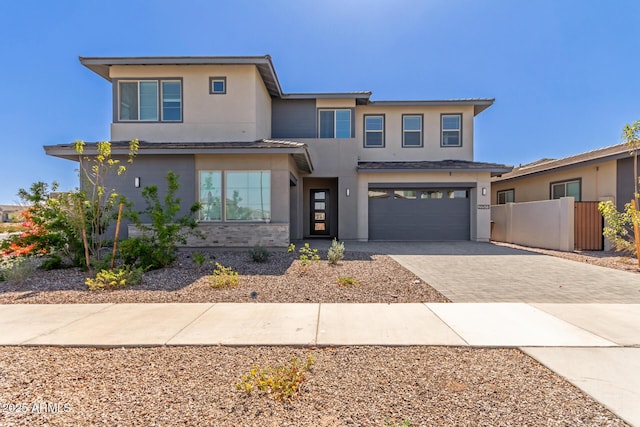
left=79, top=55, right=284, bottom=97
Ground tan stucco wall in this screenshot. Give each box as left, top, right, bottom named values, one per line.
left=254, top=67, right=271, bottom=140
left=491, top=160, right=617, bottom=204
left=315, top=99, right=356, bottom=108
left=110, top=64, right=264, bottom=142
left=356, top=171, right=492, bottom=242
left=194, top=154, right=291, bottom=224
left=354, top=105, right=475, bottom=162
left=491, top=198, right=575, bottom=251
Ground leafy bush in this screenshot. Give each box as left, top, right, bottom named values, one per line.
left=85, top=265, right=144, bottom=291
left=327, top=238, right=345, bottom=265
left=125, top=171, right=201, bottom=270
left=288, top=242, right=320, bottom=271
left=599, top=200, right=639, bottom=255
left=39, top=254, right=64, bottom=271
left=249, top=245, right=270, bottom=263
left=236, top=355, right=315, bottom=400
left=337, top=276, right=361, bottom=286
left=0, top=257, right=38, bottom=283
left=208, top=262, right=239, bottom=288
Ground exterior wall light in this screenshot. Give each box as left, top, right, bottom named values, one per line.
left=134, top=177, right=141, bottom=188
left=346, top=188, right=350, bottom=197
left=481, top=187, right=487, bottom=196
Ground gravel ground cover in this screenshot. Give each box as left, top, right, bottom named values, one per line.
left=0, top=346, right=627, bottom=426
left=0, top=251, right=449, bottom=304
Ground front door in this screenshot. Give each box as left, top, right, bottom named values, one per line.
left=310, top=189, right=330, bottom=236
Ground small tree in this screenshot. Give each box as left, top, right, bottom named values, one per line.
left=599, top=120, right=640, bottom=264
left=121, top=171, right=201, bottom=270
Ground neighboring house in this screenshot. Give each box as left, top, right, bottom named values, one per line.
left=491, top=143, right=637, bottom=210
left=0, top=205, right=24, bottom=222
left=44, top=55, right=510, bottom=247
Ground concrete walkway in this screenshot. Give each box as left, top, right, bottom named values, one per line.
left=3, top=302, right=637, bottom=347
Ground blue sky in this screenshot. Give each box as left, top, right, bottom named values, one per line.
left=1, top=0, right=639, bottom=204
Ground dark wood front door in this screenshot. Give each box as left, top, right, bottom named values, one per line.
left=310, top=189, right=330, bottom=236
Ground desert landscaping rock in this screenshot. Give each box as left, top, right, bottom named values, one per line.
left=0, top=346, right=627, bottom=426
left=0, top=251, right=449, bottom=304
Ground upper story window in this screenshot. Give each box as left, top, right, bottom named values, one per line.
left=118, top=79, right=182, bottom=122
left=402, top=114, right=423, bottom=147
left=551, top=179, right=581, bottom=201
left=319, top=109, right=351, bottom=138
left=209, top=77, right=226, bottom=94
left=441, top=114, right=462, bottom=147
left=364, top=115, right=385, bottom=147
left=497, top=189, right=515, bottom=204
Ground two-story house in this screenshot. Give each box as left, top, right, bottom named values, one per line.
left=44, top=55, right=511, bottom=247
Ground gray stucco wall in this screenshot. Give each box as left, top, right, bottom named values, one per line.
left=105, top=154, right=196, bottom=238
left=271, top=99, right=316, bottom=138
left=616, top=157, right=640, bottom=210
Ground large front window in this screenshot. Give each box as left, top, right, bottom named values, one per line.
left=198, top=171, right=271, bottom=221
left=118, top=79, right=182, bottom=122
left=319, top=109, right=351, bottom=138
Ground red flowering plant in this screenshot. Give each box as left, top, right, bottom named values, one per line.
left=1, top=209, right=48, bottom=257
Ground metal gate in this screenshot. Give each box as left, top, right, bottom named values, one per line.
left=574, top=202, right=603, bottom=250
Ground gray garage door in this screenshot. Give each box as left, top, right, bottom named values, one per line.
left=368, top=188, right=470, bottom=240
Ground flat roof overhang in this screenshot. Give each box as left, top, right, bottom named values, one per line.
left=44, top=140, right=314, bottom=173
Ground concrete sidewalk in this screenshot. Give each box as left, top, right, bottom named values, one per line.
left=1, top=302, right=637, bottom=347
left=1, top=302, right=639, bottom=425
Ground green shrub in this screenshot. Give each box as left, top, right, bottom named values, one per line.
left=39, top=254, right=64, bottom=271
left=236, top=355, right=314, bottom=400
left=85, top=265, right=144, bottom=291
left=327, top=238, right=345, bottom=265
left=208, top=262, right=239, bottom=288
left=249, top=245, right=270, bottom=263
left=337, top=276, right=361, bottom=286
left=125, top=171, right=201, bottom=270
left=0, top=257, right=38, bottom=284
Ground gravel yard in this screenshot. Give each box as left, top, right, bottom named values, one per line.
left=0, top=251, right=449, bottom=304
left=0, top=346, right=627, bottom=426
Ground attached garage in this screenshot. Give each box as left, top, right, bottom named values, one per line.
left=368, top=187, right=471, bottom=240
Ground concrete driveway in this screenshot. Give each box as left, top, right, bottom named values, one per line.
left=340, top=241, right=640, bottom=303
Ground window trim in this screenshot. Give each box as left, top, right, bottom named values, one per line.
left=402, top=114, right=424, bottom=147
left=441, top=113, right=462, bottom=147
left=115, top=78, right=183, bottom=123
left=363, top=114, right=385, bottom=148
left=318, top=108, right=352, bottom=138
left=549, top=178, right=582, bottom=201
left=209, top=76, right=227, bottom=94
left=496, top=189, right=515, bottom=204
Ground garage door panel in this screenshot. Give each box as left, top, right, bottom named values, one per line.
left=369, top=188, right=470, bottom=241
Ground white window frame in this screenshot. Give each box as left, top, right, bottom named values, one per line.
left=441, top=114, right=462, bottom=147
left=402, top=114, right=423, bottom=147
left=209, top=77, right=227, bottom=94
left=364, top=114, right=385, bottom=148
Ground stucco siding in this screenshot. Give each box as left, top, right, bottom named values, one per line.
left=355, top=105, right=475, bottom=162
left=109, top=64, right=261, bottom=142
left=254, top=67, right=272, bottom=140
left=271, top=99, right=316, bottom=138
left=492, top=160, right=617, bottom=204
